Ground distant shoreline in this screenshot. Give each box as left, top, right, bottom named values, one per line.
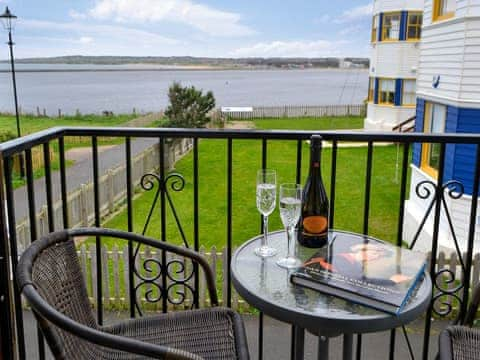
left=0, top=66, right=367, bottom=73
left=0, top=55, right=369, bottom=72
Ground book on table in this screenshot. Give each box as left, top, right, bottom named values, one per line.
left=290, top=232, right=427, bottom=315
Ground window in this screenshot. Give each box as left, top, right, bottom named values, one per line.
left=382, top=13, right=401, bottom=41
left=368, top=78, right=375, bottom=102
left=421, top=102, right=446, bottom=178
left=433, top=0, right=455, bottom=21
left=379, top=79, right=395, bottom=105
left=371, top=15, right=379, bottom=42
left=407, top=12, right=423, bottom=40
left=402, top=79, right=416, bottom=106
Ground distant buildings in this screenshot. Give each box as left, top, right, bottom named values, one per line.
left=338, top=59, right=366, bottom=69
left=364, top=0, right=424, bottom=130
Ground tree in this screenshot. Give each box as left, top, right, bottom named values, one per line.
left=164, top=82, right=216, bottom=128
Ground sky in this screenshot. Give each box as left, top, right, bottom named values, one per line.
left=0, top=0, right=373, bottom=60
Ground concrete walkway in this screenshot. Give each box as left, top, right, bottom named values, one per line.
left=22, top=310, right=445, bottom=359
left=12, top=138, right=158, bottom=223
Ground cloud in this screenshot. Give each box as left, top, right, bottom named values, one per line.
left=231, top=40, right=348, bottom=58
left=79, top=36, right=93, bottom=44
left=336, top=4, right=372, bottom=23
left=339, top=25, right=363, bottom=37
left=21, top=19, right=179, bottom=46
left=85, top=0, right=255, bottom=37
left=13, top=19, right=190, bottom=57
left=314, top=14, right=332, bottom=24
left=69, top=10, right=87, bottom=20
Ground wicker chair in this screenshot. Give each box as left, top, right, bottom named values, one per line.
left=438, top=282, right=480, bottom=360
left=16, top=227, right=250, bottom=360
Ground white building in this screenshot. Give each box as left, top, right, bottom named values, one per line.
left=404, top=0, right=480, bottom=253
left=364, top=0, right=424, bottom=130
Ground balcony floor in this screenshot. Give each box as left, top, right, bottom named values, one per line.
left=23, top=310, right=446, bottom=359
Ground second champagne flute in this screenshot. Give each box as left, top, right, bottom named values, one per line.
left=276, top=184, right=302, bottom=268
left=255, top=169, right=277, bottom=257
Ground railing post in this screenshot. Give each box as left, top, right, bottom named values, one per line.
left=0, top=154, right=16, bottom=360
left=107, top=169, right=114, bottom=214
left=80, top=184, right=88, bottom=227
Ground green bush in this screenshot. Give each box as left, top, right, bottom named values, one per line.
left=0, top=130, right=17, bottom=142
left=165, top=82, right=215, bottom=128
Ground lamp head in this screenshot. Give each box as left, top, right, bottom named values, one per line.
left=0, top=7, right=17, bottom=32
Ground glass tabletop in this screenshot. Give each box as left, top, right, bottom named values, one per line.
left=231, top=230, right=432, bottom=335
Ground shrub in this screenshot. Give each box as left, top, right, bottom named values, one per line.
left=164, top=82, right=215, bottom=128
left=0, top=130, right=17, bottom=142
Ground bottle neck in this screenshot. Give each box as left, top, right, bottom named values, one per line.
left=309, top=145, right=322, bottom=178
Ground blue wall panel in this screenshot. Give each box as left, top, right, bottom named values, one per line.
left=446, top=106, right=459, bottom=132
left=452, top=145, right=476, bottom=194
left=413, top=101, right=480, bottom=194
left=443, top=106, right=459, bottom=184
left=374, top=78, right=379, bottom=104
left=400, top=11, right=408, bottom=41
left=394, top=79, right=402, bottom=106
left=378, top=13, right=383, bottom=42
left=452, top=107, right=480, bottom=194
left=412, top=98, right=425, bottom=167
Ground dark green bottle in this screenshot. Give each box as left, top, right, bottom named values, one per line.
left=297, top=135, right=329, bottom=248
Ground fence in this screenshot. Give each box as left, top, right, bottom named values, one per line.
left=50, top=245, right=477, bottom=313
left=70, top=244, right=246, bottom=311
left=12, top=146, right=55, bottom=173
left=14, top=138, right=193, bottom=252
left=221, top=104, right=366, bottom=119
left=10, top=107, right=149, bottom=118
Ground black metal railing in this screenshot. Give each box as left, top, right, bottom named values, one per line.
left=1, top=127, right=480, bottom=359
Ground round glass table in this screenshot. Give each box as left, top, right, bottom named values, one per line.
left=231, top=230, right=432, bottom=360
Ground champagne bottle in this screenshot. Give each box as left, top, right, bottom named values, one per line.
left=297, top=135, right=329, bottom=248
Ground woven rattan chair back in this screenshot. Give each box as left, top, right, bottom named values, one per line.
left=18, top=228, right=249, bottom=360
left=31, top=236, right=98, bottom=358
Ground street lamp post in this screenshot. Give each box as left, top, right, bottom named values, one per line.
left=1, top=7, right=24, bottom=176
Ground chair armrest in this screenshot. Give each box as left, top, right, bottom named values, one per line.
left=464, top=282, right=480, bottom=326
left=17, top=228, right=219, bottom=307
left=69, top=227, right=219, bottom=306
left=438, top=328, right=453, bottom=360
left=22, top=285, right=202, bottom=360
left=439, top=326, right=480, bottom=360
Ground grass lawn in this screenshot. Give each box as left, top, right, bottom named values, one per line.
left=100, top=141, right=408, bottom=248
left=97, top=115, right=409, bottom=249
left=252, top=116, right=364, bottom=130
left=0, top=113, right=138, bottom=137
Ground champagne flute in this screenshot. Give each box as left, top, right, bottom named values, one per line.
left=276, top=183, right=302, bottom=268
left=255, top=169, right=277, bottom=257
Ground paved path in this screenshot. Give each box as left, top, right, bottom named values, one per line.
left=12, top=138, right=158, bottom=224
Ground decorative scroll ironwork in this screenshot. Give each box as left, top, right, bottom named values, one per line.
left=432, top=269, right=464, bottom=317
left=140, top=172, right=189, bottom=247
left=131, top=171, right=197, bottom=315
left=410, top=179, right=466, bottom=317
left=166, top=259, right=196, bottom=305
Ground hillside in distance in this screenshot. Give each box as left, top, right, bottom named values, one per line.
left=3, top=55, right=369, bottom=69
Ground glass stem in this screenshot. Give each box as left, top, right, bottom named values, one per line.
left=262, top=215, right=269, bottom=248
left=286, top=226, right=292, bottom=258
